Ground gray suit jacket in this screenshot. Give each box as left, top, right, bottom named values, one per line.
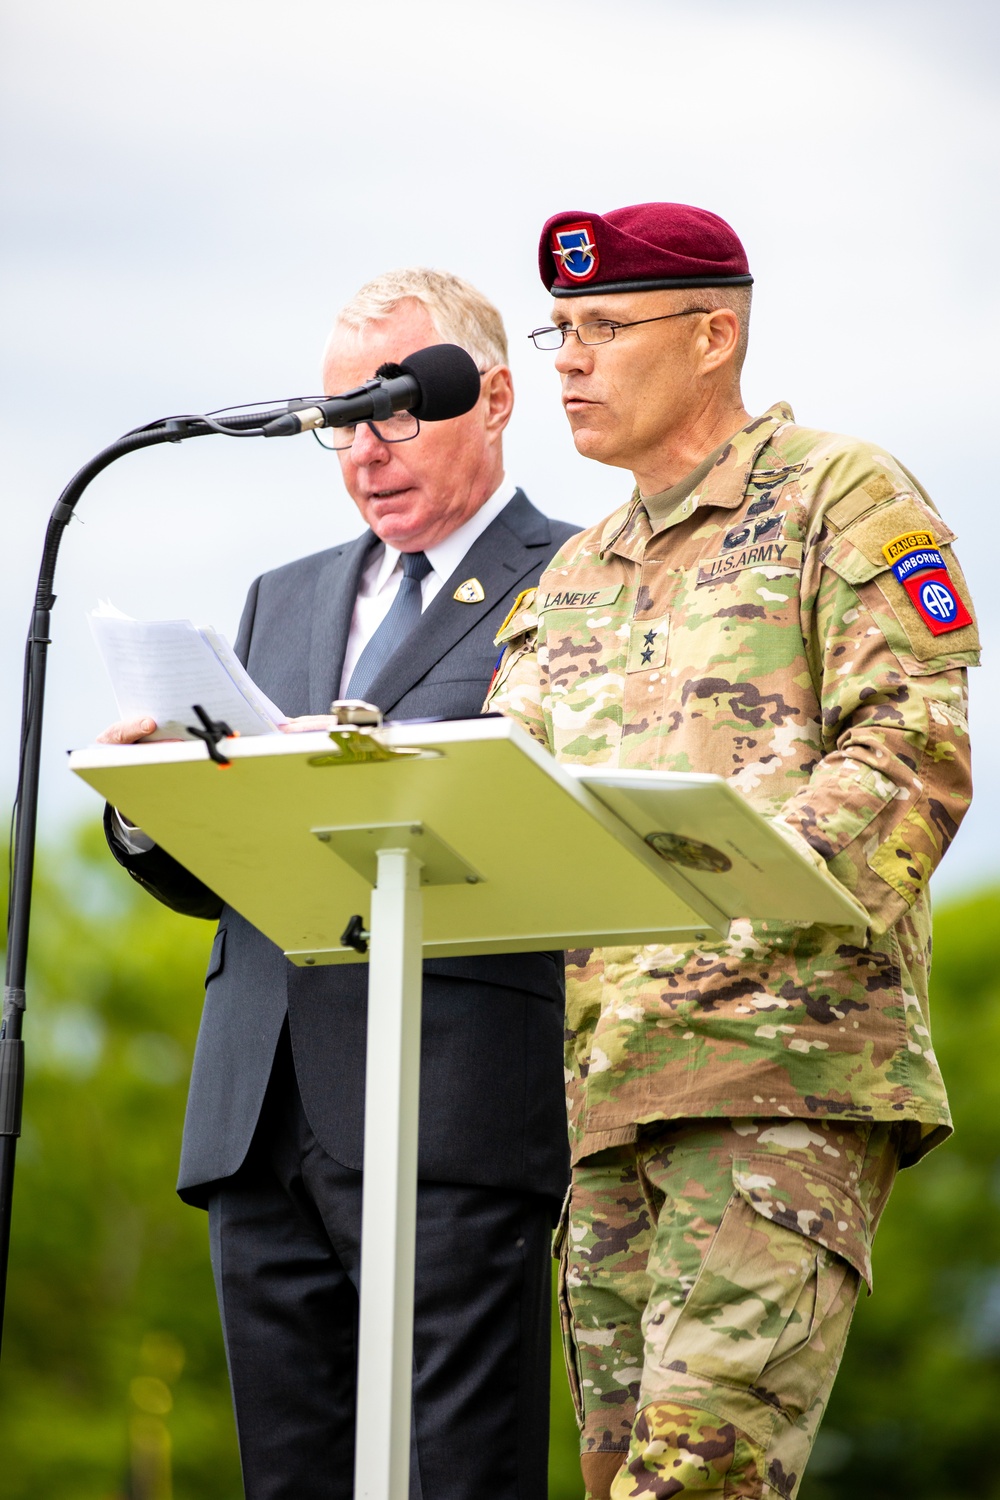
left=107, top=491, right=579, bottom=1206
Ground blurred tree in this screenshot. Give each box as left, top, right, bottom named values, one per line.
left=799, top=887, right=1000, bottom=1500
left=548, top=886, right=1000, bottom=1500
left=0, top=822, right=240, bottom=1500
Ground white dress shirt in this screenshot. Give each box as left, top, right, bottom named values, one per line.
left=338, top=478, right=516, bottom=696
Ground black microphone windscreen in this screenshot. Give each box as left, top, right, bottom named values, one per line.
left=398, top=344, right=482, bottom=422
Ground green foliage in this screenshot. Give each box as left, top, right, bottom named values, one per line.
left=2, top=831, right=998, bottom=1498
left=799, top=888, right=1000, bottom=1500
left=0, top=822, right=241, bottom=1500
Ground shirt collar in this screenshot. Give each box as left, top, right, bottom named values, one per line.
left=696, top=401, right=795, bottom=510
left=426, top=477, right=516, bottom=584
left=370, top=478, right=516, bottom=593
left=640, top=440, right=729, bottom=535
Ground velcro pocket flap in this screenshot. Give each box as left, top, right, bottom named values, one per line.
left=822, top=496, right=956, bottom=587
left=733, top=1153, right=872, bottom=1289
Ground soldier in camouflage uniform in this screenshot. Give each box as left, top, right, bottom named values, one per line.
left=488, top=203, right=979, bottom=1499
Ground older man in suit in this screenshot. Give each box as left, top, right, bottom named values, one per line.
left=100, top=268, right=578, bottom=1500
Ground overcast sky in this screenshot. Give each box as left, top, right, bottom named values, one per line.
left=1, top=0, right=997, bottom=893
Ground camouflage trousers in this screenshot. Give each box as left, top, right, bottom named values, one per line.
left=556, top=1118, right=899, bottom=1498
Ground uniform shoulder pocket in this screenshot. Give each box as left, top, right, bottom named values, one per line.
left=822, top=495, right=980, bottom=675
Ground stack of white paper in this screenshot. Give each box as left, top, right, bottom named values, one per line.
left=88, top=602, right=286, bottom=741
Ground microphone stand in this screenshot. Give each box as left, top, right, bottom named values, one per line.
left=0, top=401, right=306, bottom=1354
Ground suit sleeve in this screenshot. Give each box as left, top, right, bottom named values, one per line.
left=101, top=576, right=265, bottom=921
left=103, top=803, right=224, bottom=919
left=233, top=574, right=261, bottom=666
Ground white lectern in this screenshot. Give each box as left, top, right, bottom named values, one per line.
left=70, top=717, right=863, bottom=1500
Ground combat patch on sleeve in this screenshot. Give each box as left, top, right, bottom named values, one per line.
left=887, top=544, right=945, bottom=584
left=494, top=587, right=537, bottom=646
left=881, top=530, right=936, bottom=566
left=879, top=530, right=972, bottom=632
left=899, top=570, right=973, bottom=636
left=823, top=496, right=979, bottom=668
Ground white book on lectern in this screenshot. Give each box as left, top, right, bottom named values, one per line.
left=570, top=766, right=866, bottom=929
left=88, top=601, right=286, bottom=741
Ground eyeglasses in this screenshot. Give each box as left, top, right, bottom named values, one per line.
left=527, top=309, right=712, bottom=351
left=312, top=412, right=421, bottom=451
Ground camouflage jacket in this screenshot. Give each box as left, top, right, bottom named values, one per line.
left=488, top=403, right=978, bottom=1167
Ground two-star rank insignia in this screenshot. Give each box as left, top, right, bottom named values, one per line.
left=627, top=617, right=670, bottom=672
left=551, top=222, right=600, bottom=282
left=453, top=578, right=485, bottom=604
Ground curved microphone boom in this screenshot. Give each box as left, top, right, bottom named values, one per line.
left=0, top=352, right=485, bottom=1355
left=0, top=348, right=485, bottom=1350
left=261, top=343, right=482, bottom=438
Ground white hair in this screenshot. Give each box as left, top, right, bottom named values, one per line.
left=331, top=266, right=508, bottom=371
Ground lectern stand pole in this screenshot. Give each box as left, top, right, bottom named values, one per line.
left=354, top=847, right=425, bottom=1500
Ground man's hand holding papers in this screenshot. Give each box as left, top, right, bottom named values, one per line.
left=88, top=601, right=287, bottom=744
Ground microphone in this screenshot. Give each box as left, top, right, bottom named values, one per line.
left=262, top=343, right=481, bottom=438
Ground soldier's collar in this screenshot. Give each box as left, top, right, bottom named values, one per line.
left=599, top=402, right=795, bottom=555
left=640, top=442, right=727, bottom=534
left=694, top=402, right=796, bottom=510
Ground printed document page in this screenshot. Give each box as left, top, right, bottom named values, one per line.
left=88, top=603, right=286, bottom=741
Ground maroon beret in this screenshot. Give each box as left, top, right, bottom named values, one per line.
left=539, top=202, right=752, bottom=297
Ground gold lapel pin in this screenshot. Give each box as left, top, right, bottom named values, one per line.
left=453, top=578, right=485, bottom=604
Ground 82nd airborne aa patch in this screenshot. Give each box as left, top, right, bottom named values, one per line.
left=902, top=572, right=973, bottom=635
left=881, top=531, right=973, bottom=636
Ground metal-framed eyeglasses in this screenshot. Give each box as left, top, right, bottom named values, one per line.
left=527, top=308, right=712, bottom=351
left=313, top=412, right=421, bottom=451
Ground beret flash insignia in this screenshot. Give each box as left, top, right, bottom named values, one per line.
left=551, top=222, right=599, bottom=282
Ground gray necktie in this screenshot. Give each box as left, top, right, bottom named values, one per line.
left=345, top=550, right=433, bottom=702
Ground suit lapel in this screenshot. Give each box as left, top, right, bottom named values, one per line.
left=368, top=491, right=549, bottom=713
left=308, top=530, right=380, bottom=714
